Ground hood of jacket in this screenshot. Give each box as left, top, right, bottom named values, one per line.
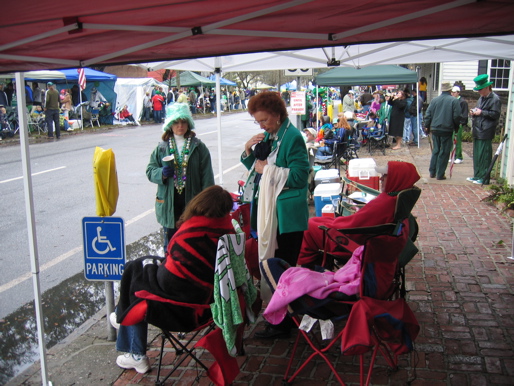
left=384, top=161, right=420, bottom=194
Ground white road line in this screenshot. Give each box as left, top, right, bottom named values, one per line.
left=0, top=166, right=67, bottom=184
left=214, top=163, right=244, bottom=180
left=0, top=209, right=156, bottom=294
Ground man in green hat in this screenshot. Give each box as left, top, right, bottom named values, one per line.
left=467, top=74, right=501, bottom=185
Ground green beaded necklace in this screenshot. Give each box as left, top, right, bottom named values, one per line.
left=168, top=136, right=192, bottom=194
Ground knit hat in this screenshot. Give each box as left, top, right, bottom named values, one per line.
left=473, top=74, right=493, bottom=91
left=163, top=103, right=195, bottom=132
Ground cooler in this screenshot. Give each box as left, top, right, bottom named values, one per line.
left=313, top=183, right=341, bottom=217
left=347, top=158, right=380, bottom=192
left=314, top=168, right=340, bottom=186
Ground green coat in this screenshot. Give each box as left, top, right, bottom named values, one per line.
left=241, top=118, right=310, bottom=234
left=146, top=137, right=214, bottom=228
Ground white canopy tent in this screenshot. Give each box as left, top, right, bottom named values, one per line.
left=138, top=35, right=514, bottom=72
left=114, top=78, right=168, bottom=122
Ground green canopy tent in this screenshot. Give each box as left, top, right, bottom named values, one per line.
left=168, top=71, right=216, bottom=87
left=315, top=65, right=418, bottom=86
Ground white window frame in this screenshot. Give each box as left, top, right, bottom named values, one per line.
left=489, top=59, right=511, bottom=90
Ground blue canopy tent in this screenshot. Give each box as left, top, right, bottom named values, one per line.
left=208, top=75, right=236, bottom=86
left=55, top=68, right=118, bottom=125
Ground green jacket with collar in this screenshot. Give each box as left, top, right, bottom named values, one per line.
left=241, top=118, right=310, bottom=234
left=146, top=137, right=214, bottom=229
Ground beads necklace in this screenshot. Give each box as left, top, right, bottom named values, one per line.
left=168, top=136, right=192, bottom=194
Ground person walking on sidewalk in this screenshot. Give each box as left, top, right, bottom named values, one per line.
left=450, top=86, right=468, bottom=164
left=424, top=82, right=460, bottom=180
left=467, top=74, right=502, bottom=185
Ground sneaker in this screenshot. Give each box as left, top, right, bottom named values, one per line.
left=466, top=177, right=477, bottom=182
left=109, top=312, right=120, bottom=329
left=116, top=353, right=150, bottom=374
left=473, top=179, right=484, bottom=185
left=454, top=159, right=463, bottom=164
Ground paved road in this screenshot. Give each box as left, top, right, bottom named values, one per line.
left=0, top=111, right=261, bottom=318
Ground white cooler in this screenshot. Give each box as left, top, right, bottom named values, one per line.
left=347, top=158, right=377, bottom=178
left=313, top=183, right=341, bottom=217
left=314, top=169, right=341, bottom=187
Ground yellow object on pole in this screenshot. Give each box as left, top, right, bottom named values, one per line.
left=93, top=147, right=119, bottom=217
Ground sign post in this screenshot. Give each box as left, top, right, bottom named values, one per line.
left=82, top=216, right=125, bottom=341
left=83, top=217, right=125, bottom=281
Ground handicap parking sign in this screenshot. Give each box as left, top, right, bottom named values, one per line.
left=82, top=216, right=125, bottom=281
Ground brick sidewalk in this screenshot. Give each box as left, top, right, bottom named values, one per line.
left=114, top=182, right=514, bottom=385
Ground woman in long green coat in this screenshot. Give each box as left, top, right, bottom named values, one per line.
left=146, top=103, right=214, bottom=252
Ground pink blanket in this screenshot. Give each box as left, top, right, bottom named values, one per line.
left=264, top=246, right=363, bottom=324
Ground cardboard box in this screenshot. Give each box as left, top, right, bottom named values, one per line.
left=314, top=183, right=341, bottom=217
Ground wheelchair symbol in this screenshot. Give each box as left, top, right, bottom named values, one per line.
left=92, top=226, right=117, bottom=254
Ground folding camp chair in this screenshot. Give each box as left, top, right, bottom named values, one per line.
left=154, top=232, right=258, bottom=385
left=260, top=187, right=421, bottom=385
left=367, top=125, right=387, bottom=156
left=90, top=108, right=101, bottom=127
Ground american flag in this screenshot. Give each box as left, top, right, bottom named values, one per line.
left=77, top=68, right=86, bottom=91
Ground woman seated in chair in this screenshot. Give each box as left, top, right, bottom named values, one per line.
left=118, top=104, right=140, bottom=125
left=110, top=185, right=236, bottom=373
left=298, top=161, right=420, bottom=268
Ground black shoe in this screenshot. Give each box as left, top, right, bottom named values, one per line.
left=430, top=173, right=435, bottom=178
left=254, top=323, right=290, bottom=339
left=437, top=175, right=447, bottom=180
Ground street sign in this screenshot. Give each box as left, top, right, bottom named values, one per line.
left=82, top=216, right=125, bottom=281
left=290, top=91, right=306, bottom=115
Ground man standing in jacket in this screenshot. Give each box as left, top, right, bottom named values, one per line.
left=467, top=74, right=501, bottom=185
left=424, top=82, right=461, bottom=180
left=44, top=82, right=61, bottom=139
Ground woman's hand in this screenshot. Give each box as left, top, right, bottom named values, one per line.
left=245, top=133, right=266, bottom=156
left=255, top=159, right=268, bottom=174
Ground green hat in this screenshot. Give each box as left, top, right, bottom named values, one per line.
left=473, top=74, right=493, bottom=91
left=163, top=103, right=195, bottom=132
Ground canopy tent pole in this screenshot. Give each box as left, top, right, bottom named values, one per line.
left=416, top=66, right=420, bottom=148
left=15, top=72, right=51, bottom=386
left=215, top=60, right=223, bottom=186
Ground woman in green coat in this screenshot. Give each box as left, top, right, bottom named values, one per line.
left=146, top=103, right=214, bottom=252
left=241, top=91, right=310, bottom=338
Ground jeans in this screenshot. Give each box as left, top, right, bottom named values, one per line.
left=153, top=109, right=162, bottom=123
left=317, top=145, right=332, bottom=156
left=46, top=109, right=60, bottom=138
left=410, top=116, right=419, bottom=144
left=116, top=321, right=148, bottom=356
left=403, top=117, right=412, bottom=143
left=142, top=107, right=151, bottom=121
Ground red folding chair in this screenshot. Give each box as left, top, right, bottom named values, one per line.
left=260, top=187, right=421, bottom=385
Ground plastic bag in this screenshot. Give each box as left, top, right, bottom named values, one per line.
left=93, top=146, right=119, bottom=216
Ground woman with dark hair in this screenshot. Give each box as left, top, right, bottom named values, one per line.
left=241, top=91, right=310, bottom=338
left=388, top=90, right=408, bottom=150
left=111, top=185, right=236, bottom=374
left=419, top=76, right=428, bottom=102
left=146, top=102, right=214, bottom=252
